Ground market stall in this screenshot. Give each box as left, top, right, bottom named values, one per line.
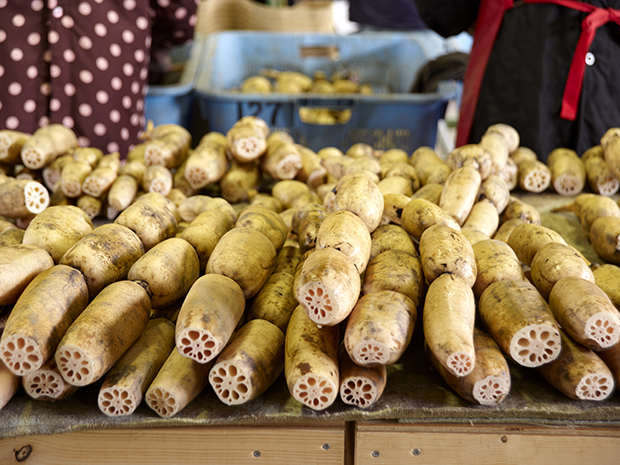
left=2, top=7, right=620, bottom=464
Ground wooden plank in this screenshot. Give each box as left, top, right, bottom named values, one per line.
left=355, top=422, right=620, bottom=465
left=357, top=421, right=620, bottom=437
left=0, top=424, right=345, bottom=465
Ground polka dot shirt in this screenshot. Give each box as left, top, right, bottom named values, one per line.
left=0, top=0, right=197, bottom=157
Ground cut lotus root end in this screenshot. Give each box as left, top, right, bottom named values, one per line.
left=554, top=175, right=583, bottom=196
left=576, top=373, right=614, bottom=401
left=234, top=137, right=264, bottom=161
left=585, top=313, right=620, bottom=349
left=148, top=178, right=172, bottom=195
left=177, top=328, right=219, bottom=364
left=146, top=387, right=179, bottom=418
left=185, top=167, right=209, bottom=189
left=293, top=373, right=337, bottom=411
left=523, top=171, right=550, bottom=193
left=80, top=204, right=100, bottom=220
left=473, top=375, right=510, bottom=405
left=81, top=179, right=104, bottom=198
left=300, top=283, right=337, bottom=325
left=62, top=182, right=82, bottom=198
left=0, top=132, right=12, bottom=155
left=43, top=169, right=60, bottom=191
left=144, top=147, right=165, bottom=166
left=24, top=370, right=65, bottom=399
left=21, top=148, right=45, bottom=169
left=598, top=177, right=619, bottom=196
left=340, top=376, right=377, bottom=408
left=98, top=387, right=138, bottom=416
left=446, top=352, right=475, bottom=377
left=24, top=181, right=50, bottom=214
left=510, top=324, right=561, bottom=367
left=0, top=334, right=44, bottom=376
left=274, top=155, right=302, bottom=180
left=56, top=345, right=96, bottom=386
left=351, top=339, right=389, bottom=366
left=209, top=361, right=252, bottom=405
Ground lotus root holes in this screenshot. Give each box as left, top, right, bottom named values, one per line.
left=149, top=178, right=169, bottom=195
left=187, top=167, right=207, bottom=187
left=525, top=171, right=549, bottom=192
left=294, top=375, right=335, bottom=409
left=25, top=182, right=49, bottom=213
left=145, top=148, right=163, bottom=166
left=178, top=328, right=217, bottom=363
left=1, top=335, right=42, bottom=375
left=354, top=341, right=388, bottom=365
left=577, top=374, right=613, bottom=400
left=99, top=387, right=135, bottom=416
left=236, top=137, right=260, bottom=158
left=146, top=388, right=177, bottom=417
left=63, top=182, right=80, bottom=197
left=600, top=177, right=619, bottom=196
left=23, top=148, right=42, bottom=167
left=26, top=372, right=61, bottom=398
left=557, top=174, right=580, bottom=195
left=341, top=377, right=375, bottom=407
left=57, top=347, right=92, bottom=385
left=474, top=376, right=508, bottom=405
left=210, top=363, right=250, bottom=405
left=303, top=286, right=333, bottom=322
left=512, top=326, right=560, bottom=367
left=82, top=179, right=101, bottom=197
left=586, top=314, right=619, bottom=348
left=447, top=352, right=474, bottom=376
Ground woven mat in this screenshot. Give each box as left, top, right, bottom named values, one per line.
left=2, top=193, right=620, bottom=439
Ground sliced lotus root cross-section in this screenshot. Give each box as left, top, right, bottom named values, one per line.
left=98, top=387, right=138, bottom=416
left=144, top=146, right=165, bottom=166
left=554, top=173, right=583, bottom=196
left=177, top=328, right=219, bottom=364
left=576, top=373, right=614, bottom=400
left=292, top=373, right=337, bottom=411
left=520, top=163, right=551, bottom=193
left=340, top=377, right=378, bottom=408
left=301, top=285, right=336, bottom=325
left=598, top=175, right=620, bottom=196
left=0, top=334, right=44, bottom=376
left=585, top=313, right=620, bottom=349
left=351, top=339, right=389, bottom=366
left=23, top=181, right=50, bottom=215
left=23, top=367, right=77, bottom=400
left=185, top=165, right=210, bottom=189
left=234, top=137, right=263, bottom=161
left=61, top=180, right=83, bottom=198
left=446, top=351, right=475, bottom=377
left=145, top=387, right=179, bottom=418
left=510, top=324, right=561, bottom=367
left=21, top=146, right=47, bottom=170
left=209, top=362, right=252, bottom=405
left=56, top=345, right=97, bottom=386
left=147, top=177, right=172, bottom=196
left=473, top=375, right=510, bottom=405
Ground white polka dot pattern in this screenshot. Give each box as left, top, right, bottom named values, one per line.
left=1, top=0, right=197, bottom=157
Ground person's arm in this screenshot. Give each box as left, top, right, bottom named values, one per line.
left=414, top=0, right=480, bottom=37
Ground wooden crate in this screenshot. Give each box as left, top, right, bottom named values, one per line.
left=354, top=422, right=620, bottom=465
left=0, top=423, right=346, bottom=465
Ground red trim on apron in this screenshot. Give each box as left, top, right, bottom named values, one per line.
left=456, top=0, right=620, bottom=147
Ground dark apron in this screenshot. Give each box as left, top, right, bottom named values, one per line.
left=457, top=0, right=620, bottom=147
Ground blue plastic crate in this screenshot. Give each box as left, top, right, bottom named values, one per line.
left=144, top=39, right=204, bottom=130
left=194, top=31, right=459, bottom=152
